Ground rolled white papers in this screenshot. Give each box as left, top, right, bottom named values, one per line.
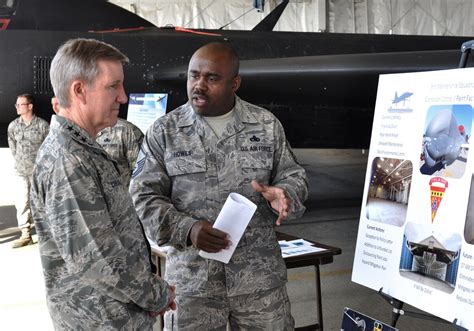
left=199, top=193, right=257, bottom=264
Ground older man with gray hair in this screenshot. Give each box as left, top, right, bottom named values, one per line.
left=30, top=38, right=175, bottom=330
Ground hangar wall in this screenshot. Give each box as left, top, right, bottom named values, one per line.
left=329, top=0, right=474, bottom=36
left=109, top=0, right=474, bottom=36
left=109, top=0, right=326, bottom=32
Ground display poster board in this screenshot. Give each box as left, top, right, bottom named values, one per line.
left=352, top=68, right=474, bottom=330
left=126, top=93, right=168, bottom=133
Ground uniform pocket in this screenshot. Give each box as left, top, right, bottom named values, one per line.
left=164, top=151, right=207, bottom=211
left=238, top=151, right=273, bottom=170
left=165, top=152, right=206, bottom=176
left=236, top=151, right=273, bottom=202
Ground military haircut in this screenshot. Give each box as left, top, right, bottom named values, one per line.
left=196, top=41, right=240, bottom=77
left=16, top=93, right=34, bottom=105
left=50, top=38, right=130, bottom=108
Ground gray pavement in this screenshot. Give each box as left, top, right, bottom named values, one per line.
left=0, top=148, right=463, bottom=330
left=0, top=220, right=53, bottom=330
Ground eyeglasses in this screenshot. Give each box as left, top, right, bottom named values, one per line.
left=15, top=103, right=30, bottom=107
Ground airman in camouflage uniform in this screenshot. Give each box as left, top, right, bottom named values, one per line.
left=30, top=38, right=175, bottom=330
left=8, top=93, right=49, bottom=248
left=130, top=42, right=308, bottom=330
left=96, top=118, right=144, bottom=186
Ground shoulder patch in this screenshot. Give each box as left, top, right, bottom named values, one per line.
left=132, top=146, right=147, bottom=178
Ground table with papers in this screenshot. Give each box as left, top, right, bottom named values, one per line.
left=276, top=231, right=342, bottom=331
left=150, top=231, right=341, bottom=331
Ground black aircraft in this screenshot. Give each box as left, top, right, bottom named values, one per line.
left=0, top=0, right=472, bottom=148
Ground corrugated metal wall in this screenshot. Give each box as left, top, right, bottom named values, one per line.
left=109, top=0, right=474, bottom=36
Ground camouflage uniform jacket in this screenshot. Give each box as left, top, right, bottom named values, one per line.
left=30, top=115, right=170, bottom=330
left=8, top=114, right=49, bottom=176
left=96, top=118, right=144, bottom=186
left=130, top=96, right=308, bottom=297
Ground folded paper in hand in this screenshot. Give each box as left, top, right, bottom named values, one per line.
left=199, top=193, right=257, bottom=264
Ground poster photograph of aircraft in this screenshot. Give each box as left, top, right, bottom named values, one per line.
left=399, top=222, right=462, bottom=294
left=365, top=157, right=412, bottom=227
left=420, top=105, right=472, bottom=178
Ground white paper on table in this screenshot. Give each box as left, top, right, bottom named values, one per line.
left=279, top=239, right=314, bottom=248
left=199, top=193, right=257, bottom=264
left=281, top=245, right=326, bottom=258
left=286, top=239, right=314, bottom=247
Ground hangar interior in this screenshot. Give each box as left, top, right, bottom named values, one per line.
left=368, top=157, right=412, bottom=203
left=0, top=149, right=461, bottom=330
left=110, top=0, right=474, bottom=36
left=366, top=157, right=412, bottom=226
left=1, top=1, right=473, bottom=331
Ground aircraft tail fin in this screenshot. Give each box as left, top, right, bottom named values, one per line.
left=392, top=92, right=398, bottom=103
left=252, top=0, right=289, bottom=32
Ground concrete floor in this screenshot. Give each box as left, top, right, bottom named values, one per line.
left=366, top=198, right=407, bottom=227
left=0, top=149, right=463, bottom=330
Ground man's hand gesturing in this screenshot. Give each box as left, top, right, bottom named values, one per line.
left=251, top=180, right=291, bottom=225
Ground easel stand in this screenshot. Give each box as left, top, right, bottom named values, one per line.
left=378, top=288, right=467, bottom=331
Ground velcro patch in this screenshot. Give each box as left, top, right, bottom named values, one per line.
left=132, top=147, right=147, bottom=178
